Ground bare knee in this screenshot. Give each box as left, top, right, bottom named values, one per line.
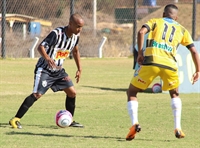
left=169, top=88, right=179, bottom=98
left=64, top=87, right=76, bottom=98
left=68, top=91, right=76, bottom=98
left=33, top=93, right=42, bottom=99
left=127, top=84, right=141, bottom=101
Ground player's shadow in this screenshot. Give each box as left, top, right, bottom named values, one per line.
left=82, top=85, right=127, bottom=92
left=3, top=123, right=124, bottom=140
left=5, top=131, right=173, bottom=142
left=0, top=122, right=58, bottom=129
left=0, top=123, right=8, bottom=128
left=83, top=85, right=158, bottom=94
left=6, top=131, right=72, bottom=138
left=6, top=131, right=124, bottom=141
left=3, top=123, right=170, bottom=142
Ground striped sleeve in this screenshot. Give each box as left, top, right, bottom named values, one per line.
left=40, top=31, right=57, bottom=47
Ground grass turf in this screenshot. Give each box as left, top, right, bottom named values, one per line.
left=0, top=58, right=199, bottom=148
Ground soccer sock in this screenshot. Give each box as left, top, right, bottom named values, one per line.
left=65, top=96, right=76, bottom=117
left=171, top=97, right=182, bottom=130
left=15, top=94, right=37, bottom=118
left=127, top=100, right=139, bottom=125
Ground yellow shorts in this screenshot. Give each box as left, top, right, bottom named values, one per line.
left=131, top=65, right=179, bottom=91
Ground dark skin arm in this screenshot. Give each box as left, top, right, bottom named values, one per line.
left=137, top=27, right=148, bottom=65
left=189, top=46, right=200, bottom=84
left=72, top=46, right=82, bottom=83
left=37, top=45, right=56, bottom=69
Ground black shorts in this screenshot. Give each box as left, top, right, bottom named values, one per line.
left=33, top=67, right=74, bottom=94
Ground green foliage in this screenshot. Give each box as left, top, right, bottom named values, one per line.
left=0, top=58, right=200, bottom=148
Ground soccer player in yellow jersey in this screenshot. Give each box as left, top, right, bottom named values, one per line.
left=126, top=4, right=200, bottom=140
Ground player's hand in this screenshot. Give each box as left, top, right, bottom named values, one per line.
left=75, top=70, right=81, bottom=83
left=137, top=54, right=144, bottom=65
left=46, top=58, right=56, bottom=69
left=191, top=71, right=200, bottom=85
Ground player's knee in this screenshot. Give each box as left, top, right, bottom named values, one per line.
left=66, top=91, right=76, bottom=98
left=71, top=91, right=76, bottom=98
left=169, top=89, right=179, bottom=98
left=33, top=93, right=42, bottom=99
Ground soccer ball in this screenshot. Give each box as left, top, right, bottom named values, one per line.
left=152, top=83, right=162, bottom=93
left=55, top=110, right=73, bottom=128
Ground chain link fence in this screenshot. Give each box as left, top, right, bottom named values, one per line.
left=1, top=0, right=199, bottom=58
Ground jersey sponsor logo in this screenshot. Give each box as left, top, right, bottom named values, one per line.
left=152, top=40, right=172, bottom=52
left=168, top=80, right=177, bottom=86
left=138, top=78, right=146, bottom=84
left=55, top=50, right=70, bottom=59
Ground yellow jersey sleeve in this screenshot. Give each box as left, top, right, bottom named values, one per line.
left=181, top=29, right=194, bottom=47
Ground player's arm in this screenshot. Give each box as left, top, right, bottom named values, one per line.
left=72, top=45, right=82, bottom=83
left=182, top=30, right=200, bottom=84
left=188, top=46, right=200, bottom=84
left=137, top=26, right=148, bottom=65
left=38, top=31, right=57, bottom=69
left=38, top=45, right=50, bottom=61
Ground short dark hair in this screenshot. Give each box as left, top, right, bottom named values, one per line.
left=164, top=4, right=178, bottom=12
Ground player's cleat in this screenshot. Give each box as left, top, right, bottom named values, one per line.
left=9, top=117, right=22, bottom=129
left=175, top=129, right=185, bottom=138
left=69, top=121, right=84, bottom=128
left=126, top=123, right=141, bottom=141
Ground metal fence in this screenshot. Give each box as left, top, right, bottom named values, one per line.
left=1, top=0, right=199, bottom=58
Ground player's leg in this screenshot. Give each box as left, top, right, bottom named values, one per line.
left=9, top=94, right=39, bottom=128
left=161, top=68, right=185, bottom=138
left=9, top=88, right=40, bottom=129
left=63, top=86, right=83, bottom=127
left=9, top=68, right=50, bottom=128
left=51, top=73, right=76, bottom=117
left=63, top=86, right=76, bottom=117
left=126, top=84, right=142, bottom=141
left=126, top=65, right=159, bottom=140
left=51, top=70, right=84, bottom=127
left=169, top=89, right=185, bottom=138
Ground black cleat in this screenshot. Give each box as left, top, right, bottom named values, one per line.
left=69, top=121, right=84, bottom=128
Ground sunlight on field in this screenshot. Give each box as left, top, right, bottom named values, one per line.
left=0, top=58, right=199, bottom=148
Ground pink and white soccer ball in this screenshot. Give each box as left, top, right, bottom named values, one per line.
left=152, top=83, right=162, bottom=93
left=55, top=110, right=73, bottom=128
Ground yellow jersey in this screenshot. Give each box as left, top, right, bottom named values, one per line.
left=143, top=17, right=194, bottom=71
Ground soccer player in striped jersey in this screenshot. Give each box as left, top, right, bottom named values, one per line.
left=126, top=4, right=200, bottom=140
left=9, top=13, right=85, bottom=128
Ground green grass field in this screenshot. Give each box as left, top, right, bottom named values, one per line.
left=0, top=58, right=199, bottom=148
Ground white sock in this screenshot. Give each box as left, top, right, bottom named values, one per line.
left=171, top=98, right=182, bottom=130
left=127, top=100, right=138, bottom=125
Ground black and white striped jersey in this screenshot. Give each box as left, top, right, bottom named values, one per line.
left=36, top=26, right=79, bottom=71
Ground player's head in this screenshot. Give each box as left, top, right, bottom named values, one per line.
left=163, top=4, right=178, bottom=21
left=68, top=13, right=84, bottom=35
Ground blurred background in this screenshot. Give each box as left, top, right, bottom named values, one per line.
left=0, top=0, right=200, bottom=58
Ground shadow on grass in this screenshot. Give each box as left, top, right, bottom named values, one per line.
left=83, top=85, right=159, bottom=94
left=2, top=122, right=124, bottom=140
left=6, top=131, right=73, bottom=138
left=6, top=131, right=124, bottom=141
left=83, top=85, right=127, bottom=92
left=0, top=122, right=58, bottom=129
left=0, top=123, right=8, bottom=128
left=2, top=123, right=173, bottom=142
left=5, top=131, right=175, bottom=142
